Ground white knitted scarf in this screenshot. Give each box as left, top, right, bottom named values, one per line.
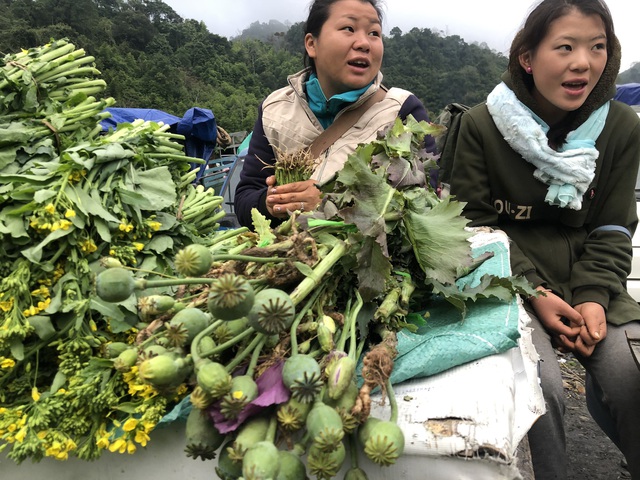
left=486, top=82, right=609, bottom=210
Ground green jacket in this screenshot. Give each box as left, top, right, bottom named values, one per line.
left=450, top=100, right=640, bottom=325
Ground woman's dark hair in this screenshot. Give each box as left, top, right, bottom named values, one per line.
left=507, top=0, right=619, bottom=146
left=303, top=0, right=384, bottom=70
left=509, top=0, right=616, bottom=69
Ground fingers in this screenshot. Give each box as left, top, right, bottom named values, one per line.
left=544, top=317, right=581, bottom=338
left=573, top=335, right=596, bottom=357
left=266, top=175, right=276, bottom=187
left=555, top=334, right=578, bottom=352
left=266, top=180, right=320, bottom=215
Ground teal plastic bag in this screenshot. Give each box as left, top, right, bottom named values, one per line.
left=360, top=237, right=521, bottom=385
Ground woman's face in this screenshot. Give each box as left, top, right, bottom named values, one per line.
left=305, top=0, right=383, bottom=99
left=520, top=8, right=608, bottom=124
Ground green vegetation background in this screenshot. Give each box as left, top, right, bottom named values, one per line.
left=1, top=0, right=638, bottom=133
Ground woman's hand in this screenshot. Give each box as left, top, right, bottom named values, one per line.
left=265, top=176, right=321, bottom=218
left=529, top=288, right=583, bottom=352
left=573, top=302, right=607, bottom=358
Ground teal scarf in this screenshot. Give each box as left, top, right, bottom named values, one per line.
left=305, top=73, right=372, bottom=129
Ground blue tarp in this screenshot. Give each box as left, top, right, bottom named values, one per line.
left=101, top=107, right=218, bottom=182
left=615, top=83, right=640, bottom=106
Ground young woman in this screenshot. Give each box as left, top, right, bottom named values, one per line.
left=448, top=0, right=640, bottom=478
left=234, top=0, right=435, bottom=228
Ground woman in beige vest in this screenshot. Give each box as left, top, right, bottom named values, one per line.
left=234, top=0, right=436, bottom=228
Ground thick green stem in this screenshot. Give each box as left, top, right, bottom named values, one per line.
left=243, top=335, right=266, bottom=378
left=225, top=332, right=265, bottom=373
left=209, top=227, right=248, bottom=245
left=347, top=432, right=360, bottom=469
left=385, top=378, right=398, bottom=424
left=211, top=254, right=287, bottom=264
left=265, top=415, right=278, bottom=444
left=289, top=285, right=325, bottom=355
left=135, top=277, right=215, bottom=291
left=336, top=289, right=362, bottom=354
left=197, top=326, right=256, bottom=360
left=289, top=239, right=346, bottom=306
left=349, top=291, right=362, bottom=359
left=190, top=319, right=223, bottom=365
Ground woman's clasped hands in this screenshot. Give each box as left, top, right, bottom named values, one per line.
left=530, top=287, right=607, bottom=357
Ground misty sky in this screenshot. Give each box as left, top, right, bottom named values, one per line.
left=162, top=0, right=639, bottom=72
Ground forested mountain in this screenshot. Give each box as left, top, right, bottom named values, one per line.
left=1, top=0, right=637, bottom=134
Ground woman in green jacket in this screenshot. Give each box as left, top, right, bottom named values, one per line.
left=449, top=0, right=640, bottom=478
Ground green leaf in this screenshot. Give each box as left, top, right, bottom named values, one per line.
left=10, top=338, right=24, bottom=361
left=64, top=184, right=120, bottom=224
left=22, top=227, right=73, bottom=263
left=0, top=207, right=29, bottom=239
left=93, top=217, right=112, bottom=243
left=146, top=234, right=173, bottom=254
left=252, top=208, right=276, bottom=246
left=26, top=315, right=56, bottom=340
left=294, top=262, right=315, bottom=277
left=355, top=236, right=391, bottom=302
left=90, top=298, right=137, bottom=333
left=93, top=143, right=134, bottom=163
left=49, top=370, right=67, bottom=393
left=33, top=189, right=57, bottom=204
left=334, top=144, right=398, bottom=255
left=404, top=191, right=473, bottom=285
left=0, top=146, right=20, bottom=169
left=122, top=166, right=176, bottom=210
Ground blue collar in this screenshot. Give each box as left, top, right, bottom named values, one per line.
left=305, top=73, right=372, bottom=129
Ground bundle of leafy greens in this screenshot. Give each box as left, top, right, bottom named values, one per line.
left=307, top=115, right=534, bottom=325
left=0, top=39, right=224, bottom=463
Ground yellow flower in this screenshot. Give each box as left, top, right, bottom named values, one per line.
left=108, top=438, right=127, bottom=454
left=44, top=203, right=55, bottom=214
left=37, top=298, right=51, bottom=311
left=96, top=425, right=111, bottom=449
left=31, top=387, right=40, bottom=402
left=148, top=221, right=161, bottom=231
left=64, top=209, right=76, bottom=218
left=81, top=239, right=98, bottom=253
left=119, top=222, right=134, bottom=233
left=133, top=242, right=144, bottom=251
left=0, top=299, right=13, bottom=312
left=59, top=220, right=73, bottom=230
left=31, top=286, right=50, bottom=297
left=123, top=418, right=138, bottom=432
left=134, top=429, right=150, bottom=446
left=23, top=305, right=38, bottom=317
left=14, top=427, right=27, bottom=443
left=1, top=357, right=16, bottom=369
left=127, top=440, right=137, bottom=454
